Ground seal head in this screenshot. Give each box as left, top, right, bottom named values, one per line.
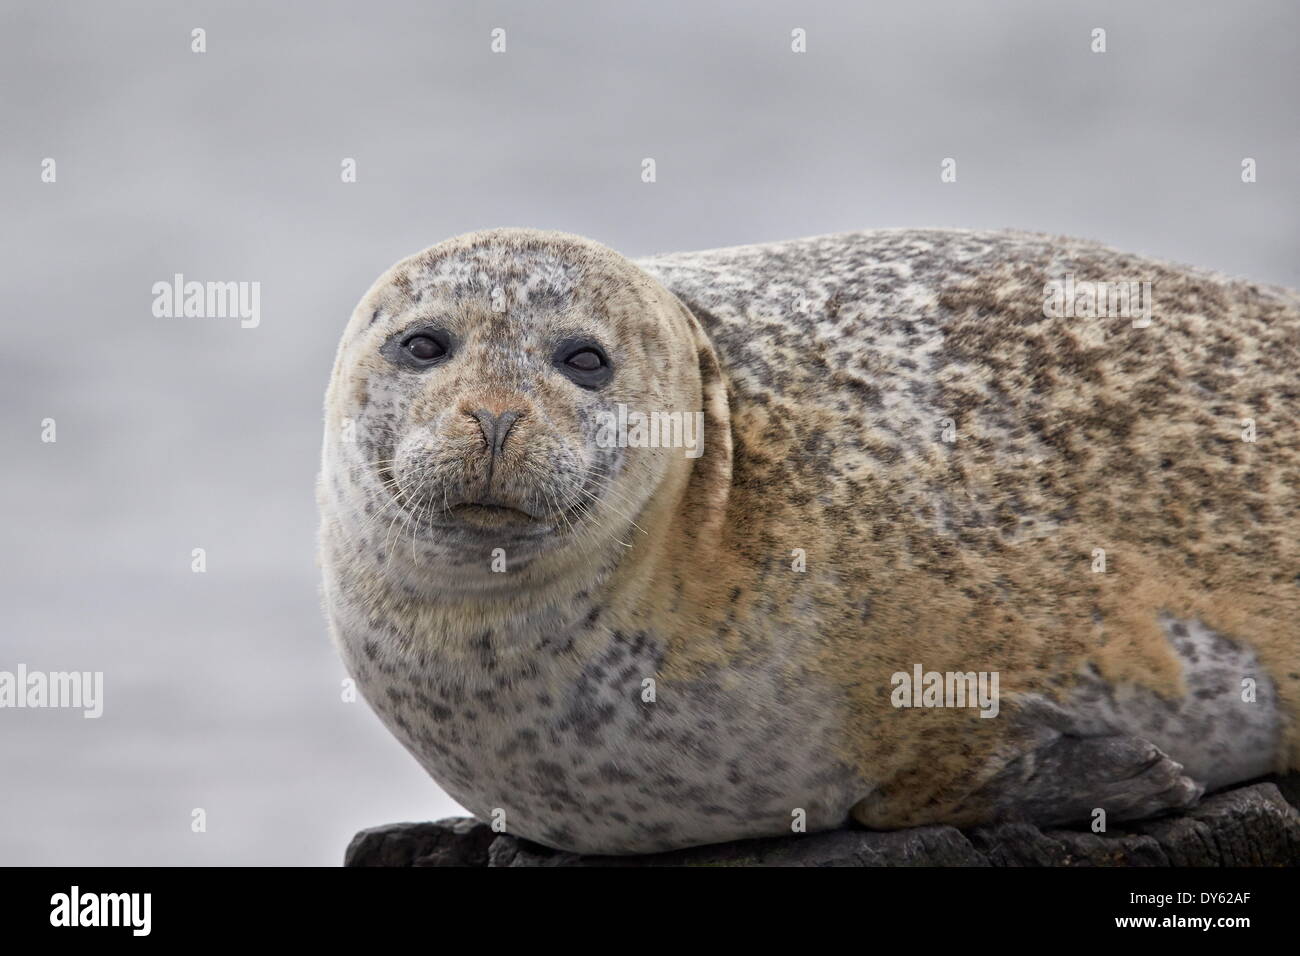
left=321, top=228, right=719, bottom=595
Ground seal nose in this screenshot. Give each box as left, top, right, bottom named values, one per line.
left=471, top=409, right=521, bottom=456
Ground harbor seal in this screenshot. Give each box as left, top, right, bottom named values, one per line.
left=319, top=227, right=1300, bottom=854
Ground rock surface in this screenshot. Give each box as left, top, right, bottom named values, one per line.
left=345, top=776, right=1300, bottom=867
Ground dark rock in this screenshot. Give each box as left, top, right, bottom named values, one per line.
left=344, top=775, right=1300, bottom=867
left=1133, top=782, right=1300, bottom=867
left=482, top=823, right=985, bottom=867
left=1272, top=772, right=1300, bottom=813
left=345, top=816, right=497, bottom=867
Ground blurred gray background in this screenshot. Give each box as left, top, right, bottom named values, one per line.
left=1, top=0, right=1295, bottom=865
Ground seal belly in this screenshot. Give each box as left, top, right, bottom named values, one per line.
left=340, top=619, right=866, bottom=855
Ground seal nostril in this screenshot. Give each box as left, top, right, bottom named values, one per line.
left=471, top=409, right=523, bottom=456
left=496, top=411, right=521, bottom=452
left=469, top=409, right=492, bottom=448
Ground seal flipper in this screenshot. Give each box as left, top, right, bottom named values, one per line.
left=961, top=733, right=1203, bottom=827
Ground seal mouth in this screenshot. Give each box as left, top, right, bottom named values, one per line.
left=446, top=501, right=539, bottom=527
left=376, top=457, right=594, bottom=538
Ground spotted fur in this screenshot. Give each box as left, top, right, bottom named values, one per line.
left=320, top=228, right=1300, bottom=853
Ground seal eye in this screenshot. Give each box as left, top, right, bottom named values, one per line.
left=566, top=349, right=603, bottom=372
left=554, top=339, right=613, bottom=388
left=405, top=335, right=445, bottom=362
left=383, top=328, right=454, bottom=368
